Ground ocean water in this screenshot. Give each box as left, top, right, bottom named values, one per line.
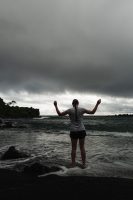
left=0, top=115, right=133, bottom=179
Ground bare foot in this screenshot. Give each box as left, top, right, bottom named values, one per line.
left=81, top=164, right=87, bottom=169
left=70, top=163, right=76, bottom=168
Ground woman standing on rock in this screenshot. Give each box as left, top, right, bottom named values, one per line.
left=54, top=98, right=101, bottom=168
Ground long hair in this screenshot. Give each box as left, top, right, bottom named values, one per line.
left=72, top=99, right=79, bottom=122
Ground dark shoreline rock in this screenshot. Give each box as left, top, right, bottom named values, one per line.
left=1, top=146, right=29, bottom=160
left=23, top=162, right=61, bottom=175
left=0, top=168, right=133, bottom=200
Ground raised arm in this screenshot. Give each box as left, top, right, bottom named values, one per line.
left=84, top=99, right=101, bottom=114
left=54, top=101, right=68, bottom=116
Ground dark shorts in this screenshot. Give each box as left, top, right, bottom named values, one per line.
left=70, top=130, right=86, bottom=139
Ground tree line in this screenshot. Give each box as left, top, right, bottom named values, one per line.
left=0, top=98, right=40, bottom=118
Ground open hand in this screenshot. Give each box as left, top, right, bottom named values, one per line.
left=54, top=101, right=57, bottom=106
left=97, top=99, right=101, bottom=105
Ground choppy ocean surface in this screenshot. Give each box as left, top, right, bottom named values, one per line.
left=0, top=115, right=133, bottom=179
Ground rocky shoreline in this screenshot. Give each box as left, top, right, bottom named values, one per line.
left=0, top=146, right=133, bottom=200
left=0, top=167, right=133, bottom=200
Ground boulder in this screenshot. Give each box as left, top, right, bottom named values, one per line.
left=23, top=163, right=45, bottom=175
left=23, top=162, right=61, bottom=175
left=1, top=146, right=29, bottom=160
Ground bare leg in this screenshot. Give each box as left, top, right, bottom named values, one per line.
left=79, top=138, right=86, bottom=168
left=70, top=138, right=78, bottom=167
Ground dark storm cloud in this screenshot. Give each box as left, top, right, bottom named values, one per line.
left=0, top=0, right=133, bottom=97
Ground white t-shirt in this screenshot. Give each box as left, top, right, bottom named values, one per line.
left=65, top=107, right=86, bottom=132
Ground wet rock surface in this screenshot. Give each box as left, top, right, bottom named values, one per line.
left=1, top=146, right=29, bottom=160
left=23, top=162, right=61, bottom=175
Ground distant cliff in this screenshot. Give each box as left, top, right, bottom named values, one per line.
left=0, top=98, right=40, bottom=118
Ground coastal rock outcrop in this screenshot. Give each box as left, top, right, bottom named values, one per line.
left=1, top=146, right=29, bottom=160
left=23, top=162, right=61, bottom=175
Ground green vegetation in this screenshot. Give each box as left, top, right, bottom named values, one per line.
left=0, top=98, right=40, bottom=118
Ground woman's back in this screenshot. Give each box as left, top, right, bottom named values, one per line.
left=67, top=107, right=86, bottom=131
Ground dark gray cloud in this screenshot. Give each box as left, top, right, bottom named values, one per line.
left=0, top=0, right=133, bottom=97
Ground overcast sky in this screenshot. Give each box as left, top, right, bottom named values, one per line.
left=0, top=0, right=133, bottom=115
